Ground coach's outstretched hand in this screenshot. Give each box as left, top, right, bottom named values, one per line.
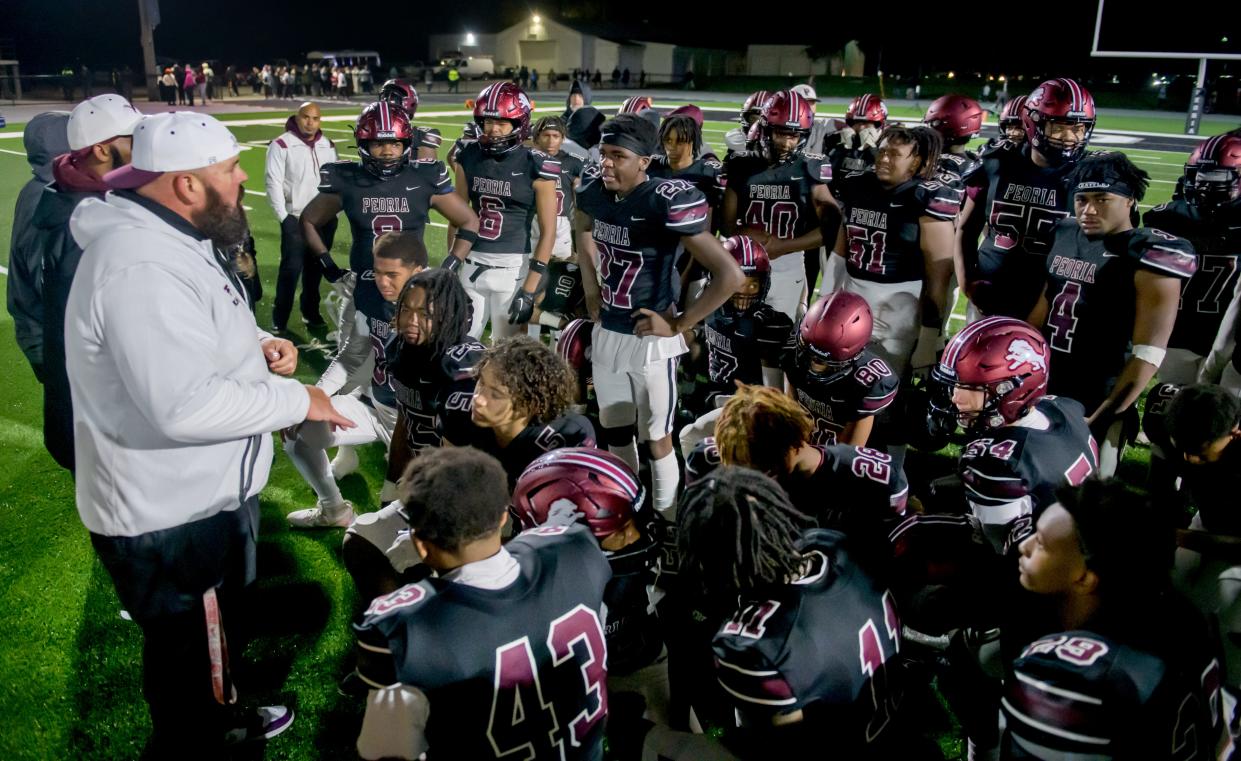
left=304, top=386, right=357, bottom=431
left=261, top=338, right=298, bottom=376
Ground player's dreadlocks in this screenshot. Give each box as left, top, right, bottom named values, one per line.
left=475, top=336, right=577, bottom=424
left=658, top=115, right=703, bottom=158
left=715, top=384, right=813, bottom=476
left=878, top=125, right=943, bottom=180
left=395, top=268, right=471, bottom=358
left=677, top=466, right=815, bottom=601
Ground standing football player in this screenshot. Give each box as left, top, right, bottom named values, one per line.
left=723, top=89, right=835, bottom=320
left=982, top=94, right=1029, bottom=152
left=827, top=125, right=960, bottom=376
left=723, top=90, right=771, bottom=158
left=1144, top=134, right=1241, bottom=384
left=451, top=82, right=561, bottom=340
left=574, top=113, right=744, bottom=516
left=353, top=447, right=612, bottom=761
left=377, top=79, right=442, bottom=161
left=930, top=316, right=1098, bottom=552
left=529, top=116, right=588, bottom=331
left=782, top=291, right=899, bottom=448
left=923, top=94, right=984, bottom=203
left=284, top=232, right=426, bottom=529
left=1028, top=152, right=1196, bottom=476
left=958, top=79, right=1096, bottom=320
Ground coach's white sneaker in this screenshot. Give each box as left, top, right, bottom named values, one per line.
left=287, top=499, right=356, bottom=529
left=331, top=446, right=360, bottom=479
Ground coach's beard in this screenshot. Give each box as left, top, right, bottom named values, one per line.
left=194, top=185, right=250, bottom=250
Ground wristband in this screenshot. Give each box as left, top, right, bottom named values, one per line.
left=1132, top=344, right=1166, bottom=367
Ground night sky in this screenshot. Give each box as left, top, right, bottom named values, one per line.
left=6, top=0, right=1239, bottom=79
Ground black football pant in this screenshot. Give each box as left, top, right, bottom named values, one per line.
left=91, top=498, right=259, bottom=760
left=273, top=215, right=335, bottom=329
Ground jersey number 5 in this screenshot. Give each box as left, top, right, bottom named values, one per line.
left=488, top=605, right=608, bottom=756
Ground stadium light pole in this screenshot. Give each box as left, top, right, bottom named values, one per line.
left=137, top=0, right=160, bottom=102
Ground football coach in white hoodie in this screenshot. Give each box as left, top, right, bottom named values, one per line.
left=65, top=111, right=355, bottom=757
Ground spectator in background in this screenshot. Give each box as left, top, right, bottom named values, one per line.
left=448, top=66, right=460, bottom=93
left=319, top=64, right=331, bottom=96
left=80, top=64, right=92, bottom=98
left=611, top=67, right=620, bottom=88
left=197, top=63, right=210, bottom=104
left=160, top=68, right=176, bottom=105
left=424, top=67, right=433, bottom=92
left=640, top=69, right=646, bottom=88
left=60, top=64, right=75, bottom=100
left=530, top=68, right=539, bottom=91
left=302, top=65, right=314, bottom=97
left=7, top=110, right=70, bottom=383
left=360, top=65, right=373, bottom=94
left=622, top=67, right=630, bottom=87
left=173, top=63, right=185, bottom=103
left=266, top=102, right=339, bottom=333
left=593, top=68, right=602, bottom=87
left=225, top=65, right=235, bottom=98
left=351, top=65, right=361, bottom=97
left=547, top=68, right=556, bottom=89
left=519, top=65, right=529, bottom=90
left=183, top=65, right=197, bottom=106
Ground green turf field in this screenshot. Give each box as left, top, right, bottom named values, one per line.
left=0, top=103, right=1217, bottom=759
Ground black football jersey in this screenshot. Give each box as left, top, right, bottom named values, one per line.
left=317, top=158, right=454, bottom=273
left=648, top=153, right=725, bottom=212
left=782, top=346, right=900, bottom=445
left=548, top=149, right=585, bottom=219
left=933, top=150, right=981, bottom=204
left=351, top=271, right=397, bottom=409
left=456, top=143, right=560, bottom=255
left=1043, top=222, right=1197, bottom=412
left=468, top=414, right=597, bottom=487
left=702, top=304, right=794, bottom=390
left=603, top=532, right=664, bottom=676
left=1003, top=629, right=1220, bottom=760
left=389, top=340, right=485, bottom=450
left=834, top=172, right=962, bottom=283
left=712, top=529, right=907, bottom=755
left=356, top=524, right=612, bottom=761
left=1143, top=200, right=1241, bottom=356
left=686, top=437, right=908, bottom=521
left=964, top=142, right=1077, bottom=318
left=575, top=169, right=709, bottom=334
left=537, top=260, right=586, bottom=318
left=726, top=151, right=831, bottom=242
left=959, top=396, right=1099, bottom=551
left=825, top=142, right=877, bottom=196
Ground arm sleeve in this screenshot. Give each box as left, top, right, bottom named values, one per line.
left=532, top=150, right=562, bottom=181
left=918, top=180, right=965, bottom=221
left=94, top=262, right=310, bottom=443
left=1131, top=228, right=1198, bottom=280
left=663, top=182, right=710, bottom=236
left=430, top=160, right=454, bottom=195
left=265, top=141, right=289, bottom=221
left=357, top=685, right=430, bottom=761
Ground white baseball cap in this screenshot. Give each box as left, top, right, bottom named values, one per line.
left=105, top=112, right=241, bottom=190
left=67, top=95, right=142, bottom=151
left=791, top=84, right=819, bottom=102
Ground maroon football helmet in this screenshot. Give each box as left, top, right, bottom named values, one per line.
left=557, top=318, right=593, bottom=373
left=1022, top=79, right=1096, bottom=165
left=473, top=82, right=533, bottom=154
left=931, top=316, right=1048, bottom=430
left=924, top=95, right=985, bottom=144
left=620, top=95, right=654, bottom=115
left=796, top=291, right=873, bottom=384
left=999, top=95, right=1029, bottom=138
left=845, top=93, right=888, bottom=128
left=354, top=101, right=414, bottom=178
left=1184, top=133, right=1241, bottom=211
left=759, top=90, right=814, bottom=163
left=741, top=90, right=773, bottom=127
left=720, top=235, right=772, bottom=313
left=379, top=78, right=419, bottom=117
left=511, top=447, right=644, bottom=538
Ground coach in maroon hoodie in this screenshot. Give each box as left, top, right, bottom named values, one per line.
left=34, top=94, right=141, bottom=472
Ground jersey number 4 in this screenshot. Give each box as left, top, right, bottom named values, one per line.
left=1047, top=281, right=1081, bottom=353
left=488, top=605, right=607, bottom=757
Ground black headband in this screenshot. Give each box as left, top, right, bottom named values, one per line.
left=600, top=129, right=653, bottom=157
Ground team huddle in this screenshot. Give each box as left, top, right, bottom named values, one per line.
left=267, top=74, right=1241, bottom=759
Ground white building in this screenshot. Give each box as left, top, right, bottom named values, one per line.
left=746, top=41, right=865, bottom=78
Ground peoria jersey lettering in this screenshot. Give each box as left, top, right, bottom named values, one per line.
left=457, top=143, right=561, bottom=255
left=353, top=273, right=398, bottom=408
left=318, top=158, right=453, bottom=272
left=965, top=142, right=1076, bottom=317
left=836, top=172, right=960, bottom=283
left=1043, top=222, right=1196, bottom=410
left=576, top=171, right=709, bottom=334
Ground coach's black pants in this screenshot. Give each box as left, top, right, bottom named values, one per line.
left=91, top=498, right=259, bottom=759
left=273, top=214, right=335, bottom=329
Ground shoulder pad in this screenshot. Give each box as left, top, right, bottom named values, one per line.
left=685, top=437, right=722, bottom=484
left=1131, top=228, right=1197, bottom=279
left=361, top=581, right=437, bottom=623
left=959, top=434, right=1029, bottom=504
left=441, top=341, right=485, bottom=378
